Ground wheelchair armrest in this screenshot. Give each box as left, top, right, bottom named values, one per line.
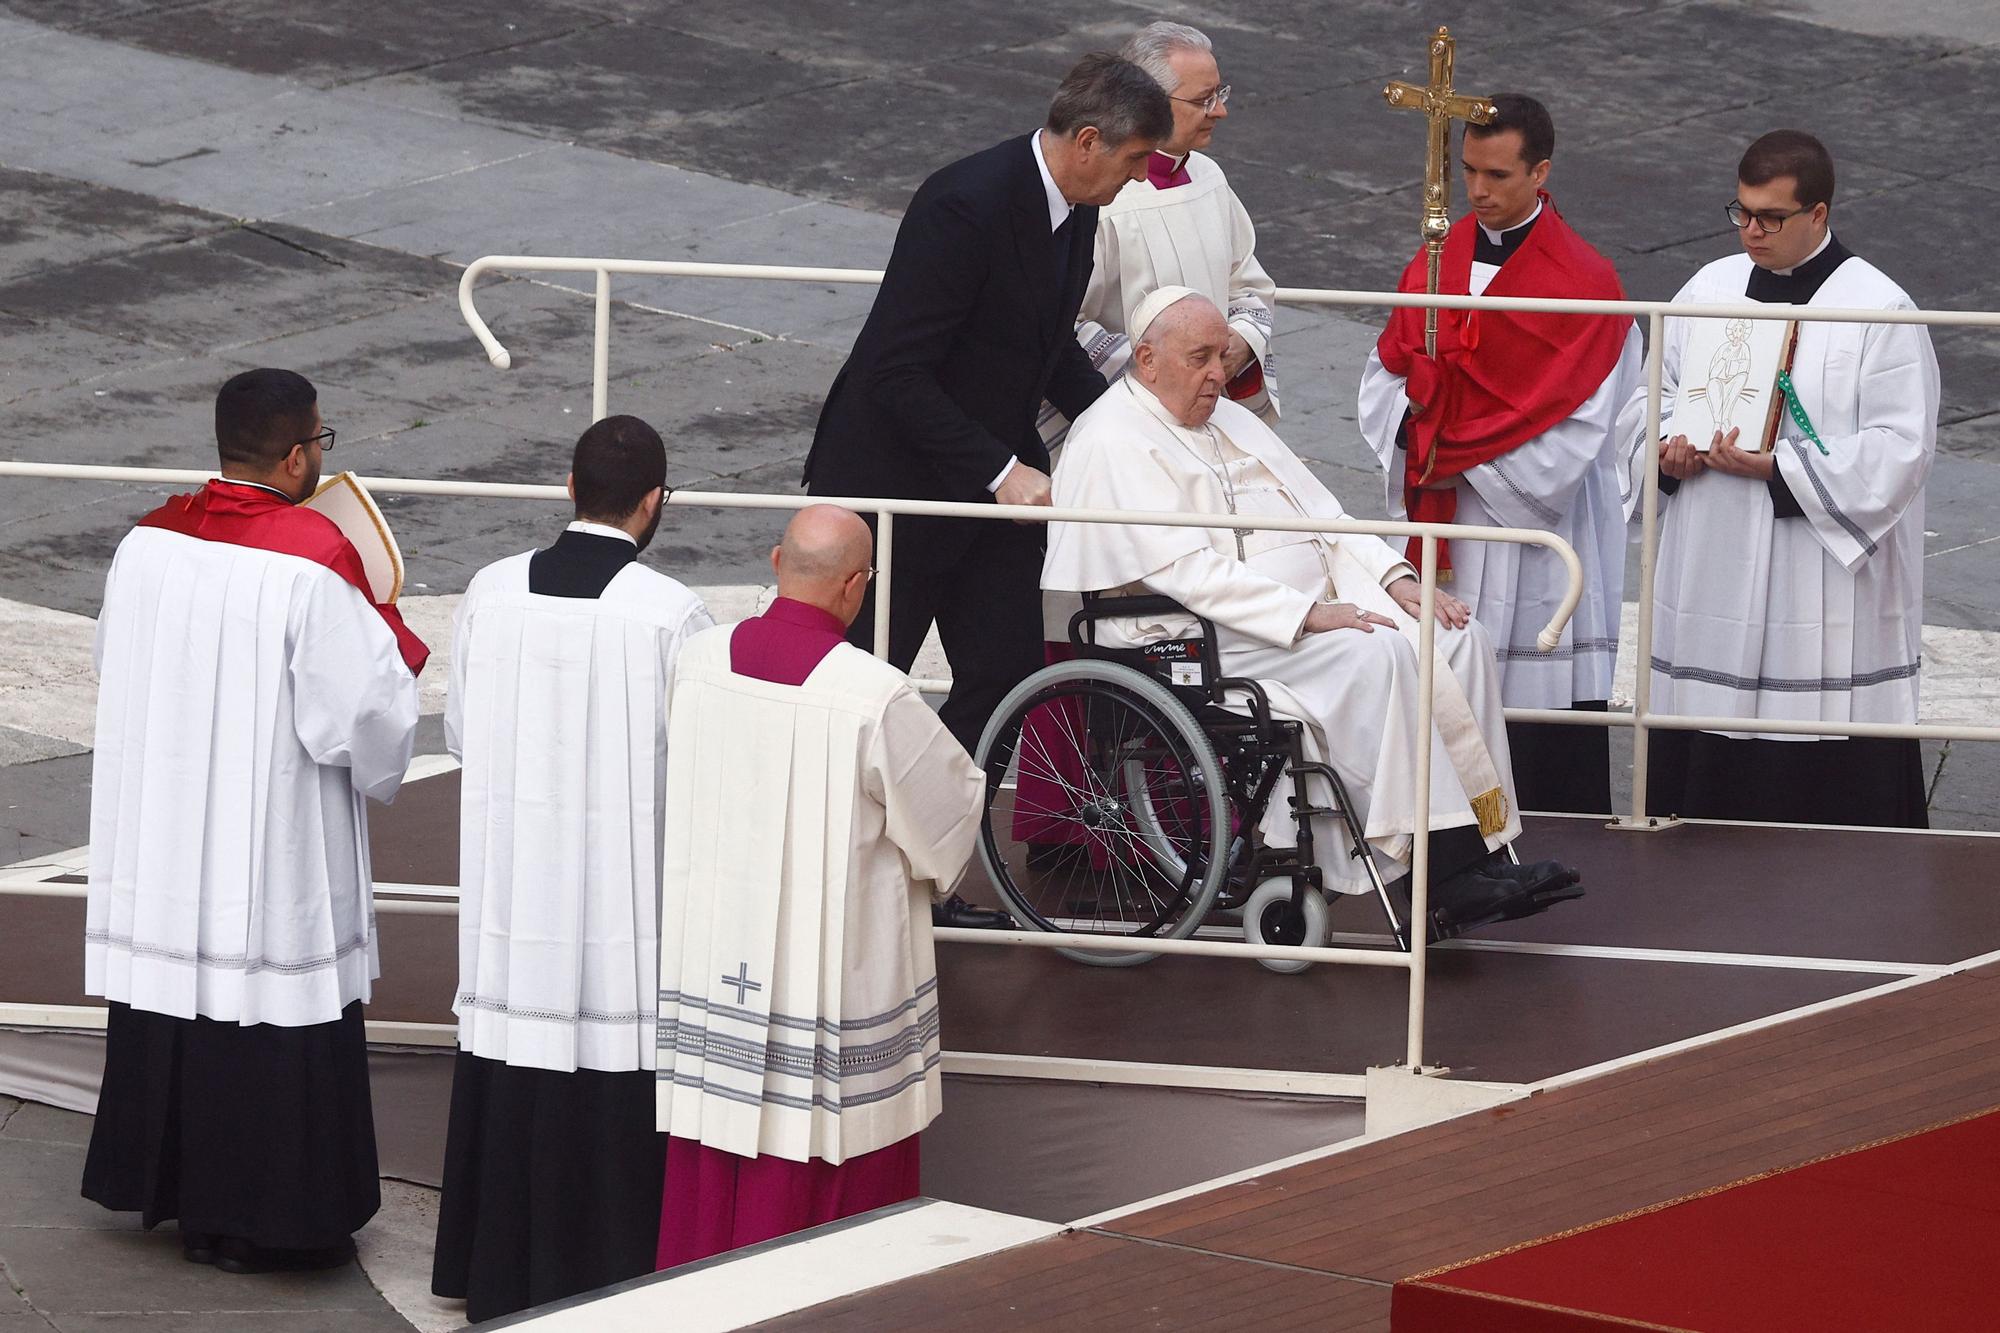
left=1068, top=591, right=1223, bottom=687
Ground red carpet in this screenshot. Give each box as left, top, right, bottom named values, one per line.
left=1393, top=1105, right=2000, bottom=1332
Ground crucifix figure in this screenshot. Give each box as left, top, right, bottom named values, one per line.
left=1383, top=26, right=1496, bottom=357
left=720, top=962, right=763, bottom=1005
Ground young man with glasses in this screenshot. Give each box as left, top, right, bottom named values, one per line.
left=1359, top=93, right=1642, bottom=816
left=1631, top=129, right=1941, bottom=826
left=82, top=368, right=426, bottom=1274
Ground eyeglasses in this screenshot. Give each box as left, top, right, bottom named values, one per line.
left=1170, top=84, right=1231, bottom=114
left=849, top=566, right=877, bottom=583
left=295, top=426, right=336, bottom=452
left=1724, top=201, right=1810, bottom=233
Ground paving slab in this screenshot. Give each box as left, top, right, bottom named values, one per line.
left=0, top=167, right=222, bottom=288
left=0, top=1102, right=90, bottom=1148
left=0, top=1222, right=403, bottom=1321
left=94, top=0, right=610, bottom=90
left=0, top=224, right=449, bottom=358
left=278, top=143, right=808, bottom=264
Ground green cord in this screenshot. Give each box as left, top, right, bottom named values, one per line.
left=1774, top=370, right=1829, bottom=456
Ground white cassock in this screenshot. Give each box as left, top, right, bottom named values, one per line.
left=444, top=550, right=713, bottom=1073
left=1625, top=244, right=1939, bottom=736
left=1045, top=378, right=1521, bottom=893
left=1357, top=231, right=1644, bottom=710
left=1040, top=150, right=1278, bottom=448
left=655, top=626, right=982, bottom=1164
left=88, top=527, right=418, bottom=1027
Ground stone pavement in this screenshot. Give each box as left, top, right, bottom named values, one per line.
left=3, top=2, right=2000, bottom=1328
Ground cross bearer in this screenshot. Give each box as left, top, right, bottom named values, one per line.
left=1360, top=92, right=1641, bottom=814
left=652, top=505, right=983, bottom=1268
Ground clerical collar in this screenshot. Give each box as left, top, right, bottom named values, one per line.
left=764, top=595, right=848, bottom=638
left=1745, top=231, right=1853, bottom=305
left=1474, top=200, right=1542, bottom=267
left=215, top=477, right=295, bottom=504
left=567, top=519, right=637, bottom=547
left=1029, top=130, right=1073, bottom=233
left=1147, top=150, right=1193, bottom=190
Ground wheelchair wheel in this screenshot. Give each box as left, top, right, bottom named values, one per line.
left=974, top=659, right=1230, bottom=967
left=1241, top=877, right=1329, bottom=975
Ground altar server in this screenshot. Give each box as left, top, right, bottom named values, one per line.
left=82, top=369, right=424, bottom=1274
left=1041, top=20, right=1278, bottom=445
left=653, top=505, right=982, bottom=1269
left=1630, top=130, right=1939, bottom=826
left=1047, top=290, right=1579, bottom=937
left=432, top=416, right=712, bottom=1321
left=1359, top=94, right=1641, bottom=814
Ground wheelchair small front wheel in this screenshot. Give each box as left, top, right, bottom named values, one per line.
left=1242, top=877, right=1329, bottom=975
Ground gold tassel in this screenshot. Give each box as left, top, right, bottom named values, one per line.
left=1470, top=786, right=1508, bottom=838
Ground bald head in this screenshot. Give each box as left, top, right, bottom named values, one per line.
left=773, top=504, right=874, bottom=623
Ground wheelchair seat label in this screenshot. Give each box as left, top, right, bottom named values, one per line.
left=1169, top=660, right=1203, bottom=687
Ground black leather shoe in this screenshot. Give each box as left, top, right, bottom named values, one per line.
left=214, top=1236, right=356, bottom=1275
left=1485, top=854, right=1568, bottom=886
left=932, top=894, right=1017, bottom=930
left=181, top=1230, right=219, bottom=1265
left=1430, top=869, right=1528, bottom=939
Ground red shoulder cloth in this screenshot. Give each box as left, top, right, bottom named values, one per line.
left=138, top=479, right=430, bottom=675
left=1375, top=194, right=1629, bottom=565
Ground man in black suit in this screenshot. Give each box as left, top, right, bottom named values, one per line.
left=805, top=53, right=1173, bottom=761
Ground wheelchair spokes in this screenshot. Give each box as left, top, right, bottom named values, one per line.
left=976, top=664, right=1229, bottom=966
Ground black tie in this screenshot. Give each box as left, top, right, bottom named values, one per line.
left=1051, top=212, right=1074, bottom=273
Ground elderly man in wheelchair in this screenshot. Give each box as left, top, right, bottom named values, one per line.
left=970, top=287, right=1581, bottom=970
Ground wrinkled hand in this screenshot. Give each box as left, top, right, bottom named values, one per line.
left=1704, top=426, right=1775, bottom=480
left=1223, top=330, right=1254, bottom=380
left=994, top=463, right=1053, bottom=521
left=1659, top=433, right=1707, bottom=481
left=1386, top=575, right=1470, bottom=629
left=1303, top=601, right=1398, bottom=635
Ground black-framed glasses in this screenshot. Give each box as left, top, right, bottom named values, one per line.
left=295, top=426, right=336, bottom=452
left=1170, top=84, right=1231, bottom=114
left=1724, top=201, right=1810, bottom=233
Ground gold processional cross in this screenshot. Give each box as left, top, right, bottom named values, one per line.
left=1383, top=26, right=1496, bottom=357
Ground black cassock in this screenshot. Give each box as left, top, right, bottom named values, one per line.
left=1646, top=237, right=1927, bottom=829
left=430, top=527, right=667, bottom=1323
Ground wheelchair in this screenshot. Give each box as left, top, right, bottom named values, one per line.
left=971, top=593, right=1410, bottom=972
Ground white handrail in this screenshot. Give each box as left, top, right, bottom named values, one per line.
left=453, top=254, right=2000, bottom=821
left=0, top=457, right=1580, bottom=1073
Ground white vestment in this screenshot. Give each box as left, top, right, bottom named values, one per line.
left=1044, top=380, right=1520, bottom=892
left=655, top=628, right=982, bottom=1164
left=1623, top=248, right=1939, bottom=738
left=1357, top=252, right=1644, bottom=710
left=1041, top=152, right=1278, bottom=446
left=88, top=527, right=418, bottom=1027
left=444, top=552, right=713, bottom=1074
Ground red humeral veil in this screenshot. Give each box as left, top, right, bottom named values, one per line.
left=137, top=479, right=430, bottom=675
left=1375, top=193, right=1629, bottom=567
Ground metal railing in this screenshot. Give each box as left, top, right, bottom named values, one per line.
left=0, top=458, right=1577, bottom=1073
left=460, top=256, right=2000, bottom=828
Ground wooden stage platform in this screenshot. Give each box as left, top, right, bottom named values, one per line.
left=752, top=956, right=2000, bottom=1330
left=8, top=767, right=2000, bottom=1328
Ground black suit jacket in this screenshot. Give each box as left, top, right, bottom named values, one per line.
left=804, top=134, right=1109, bottom=504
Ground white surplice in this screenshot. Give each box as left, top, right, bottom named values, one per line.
left=1624, top=248, right=1939, bottom=738
left=1044, top=380, right=1521, bottom=892
left=654, top=629, right=982, bottom=1165
left=87, top=528, right=418, bottom=1027
left=444, top=552, right=713, bottom=1074
left=1040, top=151, right=1278, bottom=447
left=1357, top=239, right=1644, bottom=710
